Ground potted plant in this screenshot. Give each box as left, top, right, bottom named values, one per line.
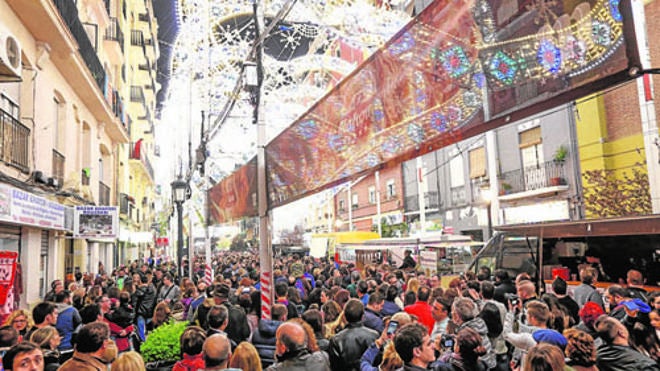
left=499, top=182, right=512, bottom=195
left=553, top=145, right=568, bottom=163
left=141, top=319, right=188, bottom=371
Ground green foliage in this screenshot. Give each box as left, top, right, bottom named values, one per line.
left=583, top=166, right=651, bottom=218
left=372, top=220, right=409, bottom=237
left=553, top=145, right=568, bottom=163
left=140, top=319, right=188, bottom=363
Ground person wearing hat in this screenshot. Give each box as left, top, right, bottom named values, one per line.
left=212, top=284, right=250, bottom=347
left=398, top=250, right=417, bottom=270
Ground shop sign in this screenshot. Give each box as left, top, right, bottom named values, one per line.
left=1, top=185, right=67, bottom=230
left=74, top=206, right=118, bottom=238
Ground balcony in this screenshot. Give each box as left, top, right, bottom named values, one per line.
left=404, top=191, right=440, bottom=213
left=52, top=150, right=65, bottom=187
left=130, top=86, right=145, bottom=103
left=139, top=11, right=150, bottom=23
left=450, top=186, right=467, bottom=206
left=111, top=89, right=126, bottom=127
left=81, top=169, right=90, bottom=186
left=98, top=181, right=111, bottom=205
left=130, top=141, right=154, bottom=181
left=131, top=29, right=147, bottom=57
left=53, top=0, right=105, bottom=91
left=0, top=109, right=30, bottom=173
left=499, top=160, right=568, bottom=196
left=104, top=17, right=124, bottom=64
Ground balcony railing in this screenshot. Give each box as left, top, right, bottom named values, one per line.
left=130, top=141, right=154, bottom=180
left=52, top=150, right=65, bottom=187
left=404, top=191, right=440, bottom=213
left=500, top=160, right=567, bottom=194
left=130, top=86, right=145, bottom=103
left=104, top=17, right=124, bottom=51
left=98, top=181, right=111, bottom=205
left=0, top=109, right=30, bottom=172
left=139, top=11, right=150, bottom=22
left=450, top=186, right=467, bottom=206
left=470, top=178, right=489, bottom=202
left=53, top=0, right=106, bottom=91
left=111, top=89, right=126, bottom=127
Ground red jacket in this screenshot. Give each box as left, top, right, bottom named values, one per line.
left=172, top=353, right=205, bottom=371
left=404, top=301, right=435, bottom=334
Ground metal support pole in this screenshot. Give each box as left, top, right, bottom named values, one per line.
left=253, top=0, right=273, bottom=320
left=176, top=201, right=183, bottom=279
left=416, top=157, right=426, bottom=236
left=375, top=171, right=382, bottom=236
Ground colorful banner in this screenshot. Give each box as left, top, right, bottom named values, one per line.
left=74, top=206, right=119, bottom=238
left=209, top=0, right=640, bottom=223
left=0, top=251, right=17, bottom=307
left=0, top=185, right=68, bottom=230
left=208, top=158, right=257, bottom=224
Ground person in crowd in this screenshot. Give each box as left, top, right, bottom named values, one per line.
left=200, top=334, right=238, bottom=371
left=249, top=300, right=283, bottom=369
left=626, top=269, right=649, bottom=302
left=54, top=290, right=81, bottom=362
left=382, top=285, right=402, bottom=317
left=574, top=302, right=604, bottom=347
left=104, top=291, right=135, bottom=353
left=433, top=327, right=488, bottom=371
left=522, top=343, right=567, bottom=371
left=605, top=284, right=631, bottom=320
left=149, top=301, right=172, bottom=331
left=212, top=284, right=251, bottom=346
left=329, top=298, right=379, bottom=371
left=44, top=280, right=64, bottom=303
left=187, top=282, right=208, bottom=323
left=301, top=309, right=329, bottom=353
left=399, top=250, right=417, bottom=270
left=573, top=267, right=604, bottom=310
left=266, top=321, right=330, bottom=371
left=274, top=282, right=299, bottom=320
left=25, top=303, right=58, bottom=342
left=0, top=325, right=19, bottom=362
left=3, top=310, right=32, bottom=343
left=58, top=321, right=118, bottom=371
left=357, top=280, right=370, bottom=307
left=404, top=286, right=434, bottom=334
left=650, top=309, right=660, bottom=340
left=431, top=297, right=451, bottom=341
left=156, top=273, right=181, bottom=307
left=2, top=342, right=44, bottom=371
left=493, top=270, right=516, bottom=305
left=595, top=315, right=659, bottom=370
left=478, top=300, right=507, bottom=371
left=551, top=277, right=580, bottom=325
left=172, top=326, right=206, bottom=371
left=393, top=323, right=436, bottom=370
left=363, top=292, right=385, bottom=333
left=564, top=328, right=598, bottom=371
left=504, top=300, right=551, bottom=368
left=229, top=341, right=262, bottom=371
left=517, top=280, right=538, bottom=307
left=110, top=351, right=146, bottom=371
left=321, top=300, right=343, bottom=337
left=452, top=297, right=496, bottom=369
left=133, top=273, right=156, bottom=342
left=29, top=326, right=61, bottom=371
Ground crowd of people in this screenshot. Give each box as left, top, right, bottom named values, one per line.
left=1, top=251, right=660, bottom=371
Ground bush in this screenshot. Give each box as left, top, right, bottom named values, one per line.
left=140, top=319, right=188, bottom=363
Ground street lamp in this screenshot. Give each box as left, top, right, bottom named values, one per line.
left=171, top=176, right=188, bottom=278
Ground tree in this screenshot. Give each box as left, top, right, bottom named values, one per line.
left=372, top=219, right=409, bottom=237
left=583, top=166, right=651, bottom=218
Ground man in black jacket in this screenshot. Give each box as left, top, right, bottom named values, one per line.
left=595, top=316, right=659, bottom=371
left=253, top=304, right=287, bottom=368
left=329, top=299, right=379, bottom=371
left=493, top=269, right=516, bottom=305
left=212, top=283, right=250, bottom=346
left=133, top=273, right=156, bottom=341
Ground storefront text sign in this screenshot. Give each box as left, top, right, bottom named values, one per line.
left=74, top=206, right=118, bottom=238
left=3, top=186, right=66, bottom=230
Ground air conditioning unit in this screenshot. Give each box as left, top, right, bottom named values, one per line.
left=0, top=25, right=21, bottom=82
left=33, top=171, right=48, bottom=184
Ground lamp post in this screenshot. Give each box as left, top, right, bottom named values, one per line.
left=171, top=176, right=188, bottom=279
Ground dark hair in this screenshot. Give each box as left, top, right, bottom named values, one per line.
left=368, top=292, right=384, bottom=306
left=272, top=304, right=287, bottom=321
left=481, top=281, right=495, bottom=299
left=207, top=305, right=229, bottom=329
left=494, top=270, right=509, bottom=281
left=386, top=285, right=399, bottom=301
left=32, top=302, right=56, bottom=325
left=0, top=326, right=18, bottom=348
left=343, top=299, right=364, bottom=323
left=75, top=322, right=109, bottom=353
left=456, top=327, right=487, bottom=363
left=417, top=286, right=430, bottom=302
left=180, top=326, right=206, bottom=356
left=79, top=304, right=102, bottom=324
left=2, top=342, right=41, bottom=370
left=357, top=280, right=369, bottom=295
left=275, top=282, right=288, bottom=297
left=404, top=291, right=417, bottom=307
left=55, top=290, right=70, bottom=304
left=393, top=323, right=427, bottom=363
left=302, top=309, right=324, bottom=335
left=479, top=302, right=503, bottom=338
left=551, top=277, right=567, bottom=295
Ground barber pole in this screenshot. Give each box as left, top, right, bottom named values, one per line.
left=261, top=271, right=271, bottom=319
left=203, top=264, right=213, bottom=286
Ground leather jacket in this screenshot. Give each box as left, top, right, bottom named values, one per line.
left=134, top=283, right=156, bottom=318
left=329, top=322, right=379, bottom=371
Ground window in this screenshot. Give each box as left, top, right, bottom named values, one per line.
left=368, top=186, right=376, bottom=204
left=386, top=180, right=396, bottom=199
left=519, top=126, right=543, bottom=168
left=469, top=147, right=486, bottom=179
left=339, top=199, right=345, bottom=211
left=352, top=194, right=358, bottom=209
left=449, top=154, right=465, bottom=188
left=0, top=94, right=19, bottom=118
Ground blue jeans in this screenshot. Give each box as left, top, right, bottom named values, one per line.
left=136, top=315, right=151, bottom=342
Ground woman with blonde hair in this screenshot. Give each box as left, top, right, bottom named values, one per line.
left=111, top=351, right=146, bottom=371
left=3, top=309, right=32, bottom=342
left=29, top=326, right=60, bottom=371
left=229, top=341, right=262, bottom=371
left=406, top=277, right=420, bottom=295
